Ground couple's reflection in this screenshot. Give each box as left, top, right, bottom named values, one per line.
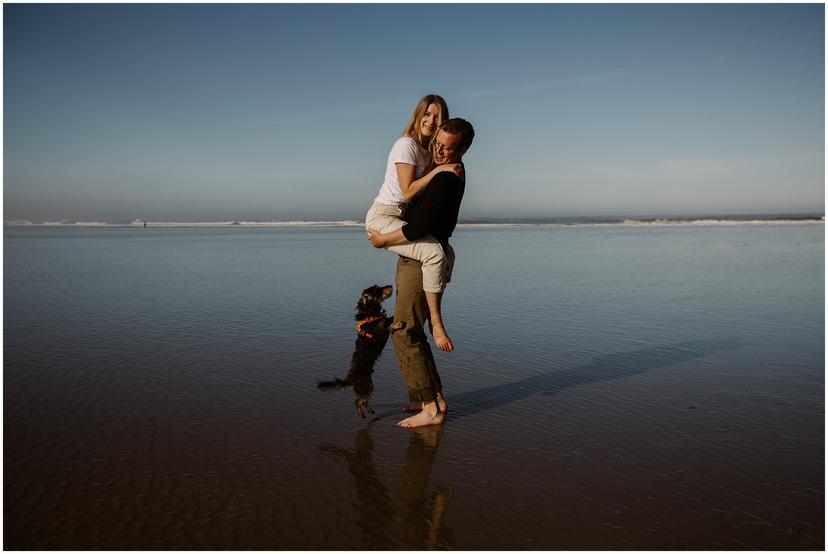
left=321, top=423, right=455, bottom=549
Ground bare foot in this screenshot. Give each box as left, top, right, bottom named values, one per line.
left=397, top=402, right=445, bottom=428
left=431, top=324, right=454, bottom=352
left=403, top=393, right=448, bottom=414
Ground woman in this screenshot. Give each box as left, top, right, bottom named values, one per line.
left=364, top=94, right=462, bottom=352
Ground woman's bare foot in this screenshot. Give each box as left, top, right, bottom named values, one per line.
left=403, top=393, right=448, bottom=413
left=397, top=401, right=445, bottom=428
left=430, top=323, right=454, bottom=352
left=425, top=291, right=453, bottom=352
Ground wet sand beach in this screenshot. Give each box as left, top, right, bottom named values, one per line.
left=4, top=224, right=824, bottom=549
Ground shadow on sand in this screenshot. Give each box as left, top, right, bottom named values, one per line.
left=318, top=338, right=744, bottom=548
left=448, top=337, right=745, bottom=421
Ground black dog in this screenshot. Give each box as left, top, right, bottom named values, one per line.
left=318, top=285, right=402, bottom=418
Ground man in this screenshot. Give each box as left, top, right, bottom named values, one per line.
left=367, top=118, right=475, bottom=428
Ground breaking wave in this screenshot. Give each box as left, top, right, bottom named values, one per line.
left=127, top=219, right=363, bottom=227
left=458, top=216, right=824, bottom=228
left=5, top=215, right=823, bottom=228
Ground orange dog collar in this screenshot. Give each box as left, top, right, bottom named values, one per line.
left=356, top=314, right=384, bottom=338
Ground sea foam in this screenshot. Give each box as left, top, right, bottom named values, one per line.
left=4, top=216, right=823, bottom=228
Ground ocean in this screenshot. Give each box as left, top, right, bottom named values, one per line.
left=4, top=220, right=824, bottom=549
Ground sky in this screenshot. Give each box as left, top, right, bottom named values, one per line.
left=4, top=3, right=825, bottom=222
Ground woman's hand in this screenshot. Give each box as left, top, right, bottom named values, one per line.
left=437, top=163, right=464, bottom=180
left=367, top=228, right=385, bottom=248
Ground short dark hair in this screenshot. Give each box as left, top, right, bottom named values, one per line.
left=439, top=118, right=475, bottom=151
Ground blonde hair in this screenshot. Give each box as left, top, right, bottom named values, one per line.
left=402, top=94, right=449, bottom=146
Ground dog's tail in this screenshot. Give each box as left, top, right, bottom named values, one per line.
left=318, top=377, right=352, bottom=391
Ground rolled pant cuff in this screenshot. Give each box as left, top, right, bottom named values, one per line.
left=421, top=284, right=446, bottom=294
left=408, top=387, right=441, bottom=403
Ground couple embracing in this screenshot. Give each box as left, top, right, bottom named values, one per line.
left=365, top=95, right=475, bottom=428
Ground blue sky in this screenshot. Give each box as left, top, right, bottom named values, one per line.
left=4, top=3, right=824, bottom=221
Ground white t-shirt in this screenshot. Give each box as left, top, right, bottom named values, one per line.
left=373, top=136, right=430, bottom=206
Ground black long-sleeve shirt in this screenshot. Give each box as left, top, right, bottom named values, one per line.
left=401, top=170, right=465, bottom=250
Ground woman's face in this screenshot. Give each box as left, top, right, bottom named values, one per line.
left=419, top=103, right=441, bottom=139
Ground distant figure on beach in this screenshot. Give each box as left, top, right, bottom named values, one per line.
left=369, top=118, right=475, bottom=427
left=143, top=219, right=147, bottom=228
left=365, top=95, right=463, bottom=352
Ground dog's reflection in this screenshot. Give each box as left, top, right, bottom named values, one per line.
left=321, top=425, right=455, bottom=549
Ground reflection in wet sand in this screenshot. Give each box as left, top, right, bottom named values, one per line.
left=321, top=425, right=455, bottom=549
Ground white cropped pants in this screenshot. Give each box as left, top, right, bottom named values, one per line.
left=365, top=202, right=454, bottom=293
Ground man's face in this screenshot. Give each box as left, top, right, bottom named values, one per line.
left=432, top=130, right=464, bottom=165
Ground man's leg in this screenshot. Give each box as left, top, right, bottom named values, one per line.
left=387, top=238, right=453, bottom=352
left=392, top=257, right=446, bottom=427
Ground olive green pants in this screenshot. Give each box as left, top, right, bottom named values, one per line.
left=392, top=256, right=443, bottom=403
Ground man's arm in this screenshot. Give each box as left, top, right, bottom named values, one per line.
left=400, top=172, right=458, bottom=242
left=368, top=172, right=461, bottom=249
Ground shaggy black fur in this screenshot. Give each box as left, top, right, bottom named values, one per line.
left=318, top=284, right=398, bottom=418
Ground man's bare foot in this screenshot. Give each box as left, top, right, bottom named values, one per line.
left=431, top=324, right=454, bottom=352
left=403, top=393, right=448, bottom=413
left=397, top=402, right=445, bottom=428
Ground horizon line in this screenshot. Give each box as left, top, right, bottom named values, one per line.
left=4, top=212, right=825, bottom=227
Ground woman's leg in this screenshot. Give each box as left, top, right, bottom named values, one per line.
left=367, top=204, right=454, bottom=352
left=426, top=244, right=456, bottom=353
left=365, top=203, right=406, bottom=234
left=424, top=291, right=452, bottom=352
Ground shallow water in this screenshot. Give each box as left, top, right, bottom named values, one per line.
left=4, top=224, right=824, bottom=549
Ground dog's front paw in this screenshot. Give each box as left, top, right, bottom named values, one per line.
left=355, top=398, right=375, bottom=418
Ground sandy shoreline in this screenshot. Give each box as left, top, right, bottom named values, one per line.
left=5, top=224, right=823, bottom=549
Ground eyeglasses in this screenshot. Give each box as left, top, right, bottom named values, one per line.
left=433, top=140, right=457, bottom=154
